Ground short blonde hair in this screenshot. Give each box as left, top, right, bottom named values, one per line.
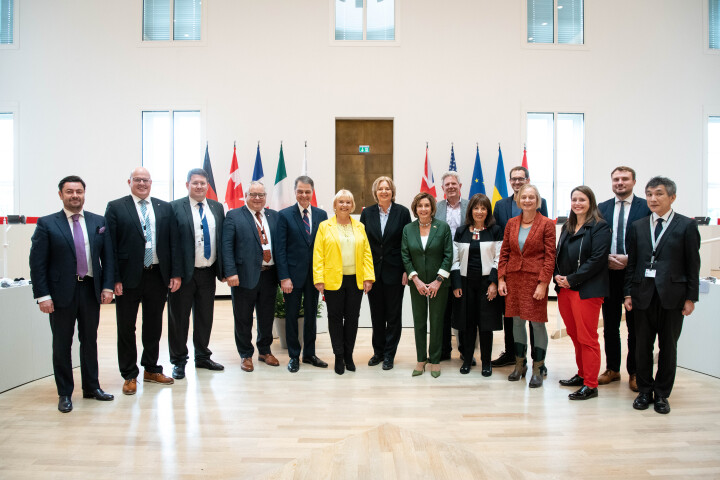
left=516, top=184, right=542, bottom=209
left=371, top=176, right=396, bottom=202
left=333, top=189, right=356, bottom=211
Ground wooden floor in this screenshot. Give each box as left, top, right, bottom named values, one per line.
left=1, top=299, right=719, bottom=479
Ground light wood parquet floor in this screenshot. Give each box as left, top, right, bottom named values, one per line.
left=1, top=299, right=719, bottom=479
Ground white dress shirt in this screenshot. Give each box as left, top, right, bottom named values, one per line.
left=610, top=193, right=634, bottom=255
left=131, top=193, right=159, bottom=265
left=190, top=197, right=217, bottom=268
left=253, top=208, right=274, bottom=266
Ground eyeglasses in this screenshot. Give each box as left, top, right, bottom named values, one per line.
left=132, top=178, right=152, bottom=184
left=247, top=193, right=266, bottom=199
left=509, top=177, right=527, bottom=183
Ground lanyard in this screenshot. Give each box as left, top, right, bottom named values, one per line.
left=649, top=211, right=674, bottom=266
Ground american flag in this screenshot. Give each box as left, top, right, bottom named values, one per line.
left=449, top=144, right=457, bottom=171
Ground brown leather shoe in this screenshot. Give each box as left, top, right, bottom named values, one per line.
left=597, top=369, right=621, bottom=385
left=122, top=378, right=137, bottom=395
left=629, top=373, right=639, bottom=392
left=258, top=353, right=280, bottom=366
left=241, top=357, right=254, bottom=372
left=143, top=371, right=174, bottom=385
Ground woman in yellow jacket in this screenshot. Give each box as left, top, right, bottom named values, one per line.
left=313, top=189, right=375, bottom=375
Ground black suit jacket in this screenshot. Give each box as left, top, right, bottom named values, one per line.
left=275, top=204, right=328, bottom=288
left=30, top=210, right=114, bottom=308
left=598, top=195, right=651, bottom=253
left=360, top=202, right=412, bottom=285
left=554, top=218, right=611, bottom=299
left=222, top=206, right=279, bottom=289
left=624, top=212, right=701, bottom=310
left=104, top=195, right=180, bottom=289
left=170, top=197, right=225, bottom=283
left=493, top=194, right=549, bottom=232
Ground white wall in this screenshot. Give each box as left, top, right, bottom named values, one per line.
left=1, top=0, right=719, bottom=216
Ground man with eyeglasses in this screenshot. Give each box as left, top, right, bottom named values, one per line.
left=167, top=168, right=227, bottom=380
left=105, top=167, right=182, bottom=395
left=491, top=166, right=548, bottom=370
left=222, top=181, right=280, bottom=372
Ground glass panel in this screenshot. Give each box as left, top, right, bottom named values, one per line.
left=711, top=0, right=720, bottom=49
left=0, top=113, right=14, bottom=214
left=558, top=0, right=583, bottom=44
left=556, top=113, right=584, bottom=218
left=172, top=111, right=202, bottom=200
left=0, top=0, right=13, bottom=45
left=335, top=0, right=363, bottom=40
left=143, top=0, right=170, bottom=41
left=367, top=0, right=394, bottom=40
left=142, top=111, right=171, bottom=201
left=527, top=0, right=553, bottom=44
left=526, top=113, right=555, bottom=216
left=708, top=117, right=720, bottom=220
left=174, top=0, right=201, bottom=41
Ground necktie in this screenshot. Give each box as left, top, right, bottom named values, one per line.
left=71, top=214, right=89, bottom=277
left=198, top=203, right=211, bottom=259
left=616, top=200, right=625, bottom=255
left=654, top=218, right=664, bottom=242
left=303, top=208, right=311, bottom=236
left=255, top=211, right=272, bottom=263
left=140, top=199, right=152, bottom=267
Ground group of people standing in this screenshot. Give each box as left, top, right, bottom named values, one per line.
left=30, top=163, right=700, bottom=416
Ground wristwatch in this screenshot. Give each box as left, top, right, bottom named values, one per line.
left=436, top=275, right=444, bottom=283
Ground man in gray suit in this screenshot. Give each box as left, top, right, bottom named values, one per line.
left=436, top=171, right=469, bottom=361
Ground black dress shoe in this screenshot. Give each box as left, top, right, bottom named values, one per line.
left=334, top=356, right=345, bottom=375
left=559, top=374, right=584, bottom=387
left=82, top=388, right=114, bottom=401
left=460, top=355, right=477, bottom=366
left=196, top=358, right=225, bottom=371
left=302, top=356, right=328, bottom=368
left=654, top=396, right=671, bottom=414
left=491, top=351, right=515, bottom=367
left=633, top=392, right=654, bottom=410
left=288, top=358, right=300, bottom=373
left=382, top=358, right=394, bottom=370
left=460, top=364, right=471, bottom=374
left=368, top=354, right=383, bottom=366
left=568, top=385, right=598, bottom=401
left=172, top=364, right=186, bottom=379
left=58, top=396, right=72, bottom=413
left=481, top=363, right=492, bottom=377
left=345, top=358, right=356, bottom=372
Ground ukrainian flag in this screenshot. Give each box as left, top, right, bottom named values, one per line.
left=491, top=145, right=508, bottom=212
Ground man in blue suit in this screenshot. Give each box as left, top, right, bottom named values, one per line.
left=30, top=175, right=115, bottom=412
left=222, top=181, right=280, bottom=373
left=275, top=176, right=329, bottom=372
left=597, top=166, right=650, bottom=392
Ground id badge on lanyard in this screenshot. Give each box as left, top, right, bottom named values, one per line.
left=646, top=212, right=673, bottom=278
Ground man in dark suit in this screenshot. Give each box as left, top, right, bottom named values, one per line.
left=597, top=166, right=651, bottom=391
left=275, top=176, right=329, bottom=373
left=167, top=168, right=226, bottom=380
left=105, top=167, right=182, bottom=395
left=222, top=181, right=280, bottom=373
left=491, top=166, right=548, bottom=369
left=625, top=176, right=700, bottom=414
left=30, top=175, right=115, bottom=412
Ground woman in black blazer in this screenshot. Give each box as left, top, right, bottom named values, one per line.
left=359, top=176, right=411, bottom=370
left=451, top=194, right=504, bottom=376
left=554, top=186, right=611, bottom=400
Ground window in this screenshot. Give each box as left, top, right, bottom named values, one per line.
left=526, top=112, right=584, bottom=218
left=708, top=116, right=720, bottom=220
left=143, top=0, right=201, bottom=42
left=142, top=110, right=202, bottom=200
left=527, top=0, right=583, bottom=45
left=335, top=0, right=395, bottom=41
left=0, top=113, right=14, bottom=214
left=711, top=0, right=720, bottom=49
left=0, top=0, right=14, bottom=45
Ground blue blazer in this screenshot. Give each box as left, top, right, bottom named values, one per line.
left=30, top=210, right=115, bottom=308
left=493, top=194, right=549, bottom=232
left=597, top=195, right=651, bottom=252
left=275, top=204, right=328, bottom=288
left=222, top=206, right=279, bottom=289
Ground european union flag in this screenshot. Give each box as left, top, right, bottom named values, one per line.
left=468, top=146, right=485, bottom=197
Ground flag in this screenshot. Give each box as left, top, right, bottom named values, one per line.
left=302, top=142, right=318, bottom=207
left=224, top=144, right=244, bottom=211
left=252, top=144, right=264, bottom=183
left=420, top=145, right=437, bottom=198
left=269, top=143, right=293, bottom=210
left=468, top=145, right=486, bottom=197
left=448, top=145, right=457, bottom=171
left=202, top=144, right=218, bottom=201
left=522, top=145, right=529, bottom=169
left=492, top=145, right=508, bottom=212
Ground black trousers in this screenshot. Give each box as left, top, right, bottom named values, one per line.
left=49, top=279, right=101, bottom=396
left=324, top=275, right=363, bottom=359
left=283, top=275, right=320, bottom=360
left=116, top=267, right=168, bottom=379
left=167, top=266, right=217, bottom=366
left=367, top=278, right=405, bottom=360
left=231, top=267, right=277, bottom=358
left=602, top=268, right=636, bottom=374
left=634, top=289, right=684, bottom=399
left=462, top=279, right=494, bottom=366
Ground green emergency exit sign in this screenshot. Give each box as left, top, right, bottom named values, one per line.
left=359, top=145, right=370, bottom=153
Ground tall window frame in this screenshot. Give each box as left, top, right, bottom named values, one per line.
left=524, top=0, right=585, bottom=48
left=331, top=0, right=399, bottom=46
left=705, top=111, right=720, bottom=220
left=0, top=106, right=18, bottom=215
left=0, top=0, right=18, bottom=49
left=139, top=0, right=207, bottom=47
left=706, top=0, right=720, bottom=53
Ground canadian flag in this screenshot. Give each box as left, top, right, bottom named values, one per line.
left=224, top=145, right=245, bottom=211
left=420, top=145, right=437, bottom=198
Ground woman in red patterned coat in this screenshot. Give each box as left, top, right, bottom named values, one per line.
left=497, top=184, right=556, bottom=388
